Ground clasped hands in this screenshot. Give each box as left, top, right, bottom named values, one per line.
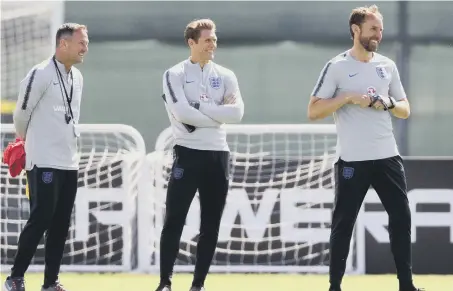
left=344, top=93, right=394, bottom=111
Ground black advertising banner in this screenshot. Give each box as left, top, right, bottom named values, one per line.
left=1, top=153, right=451, bottom=274
left=365, top=159, right=453, bottom=274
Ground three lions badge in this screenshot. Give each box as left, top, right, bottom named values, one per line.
left=42, top=172, right=53, bottom=184
left=342, top=167, right=354, bottom=180
left=376, top=66, right=389, bottom=80
left=209, top=77, right=221, bottom=90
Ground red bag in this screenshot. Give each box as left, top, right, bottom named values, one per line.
left=2, top=138, right=26, bottom=177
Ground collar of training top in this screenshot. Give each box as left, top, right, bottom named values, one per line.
left=186, top=58, right=212, bottom=70
left=346, top=49, right=377, bottom=63
left=53, top=56, right=72, bottom=75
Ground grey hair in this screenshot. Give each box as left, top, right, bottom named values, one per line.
left=55, top=23, right=87, bottom=47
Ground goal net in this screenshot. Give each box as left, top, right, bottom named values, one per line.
left=1, top=124, right=146, bottom=272
left=1, top=1, right=64, bottom=102
left=141, top=124, right=359, bottom=273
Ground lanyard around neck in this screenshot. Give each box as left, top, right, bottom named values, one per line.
left=52, top=56, right=74, bottom=123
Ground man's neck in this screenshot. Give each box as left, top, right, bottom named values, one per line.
left=350, top=44, right=373, bottom=63
left=189, top=56, right=210, bottom=69
left=54, top=53, right=72, bottom=73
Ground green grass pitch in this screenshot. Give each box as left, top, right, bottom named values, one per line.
left=1, top=273, right=452, bottom=291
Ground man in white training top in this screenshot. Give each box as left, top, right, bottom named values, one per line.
left=5, top=23, right=88, bottom=291
left=307, top=5, right=423, bottom=291
left=157, top=18, right=244, bottom=291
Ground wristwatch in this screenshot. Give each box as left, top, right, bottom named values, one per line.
left=189, top=101, right=200, bottom=110
left=387, top=96, right=396, bottom=109
left=369, top=95, right=395, bottom=111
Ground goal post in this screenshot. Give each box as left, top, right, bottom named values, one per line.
left=1, top=1, right=64, bottom=101
left=1, top=123, right=146, bottom=272
left=141, top=124, right=362, bottom=274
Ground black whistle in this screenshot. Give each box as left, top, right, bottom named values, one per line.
left=65, top=114, right=72, bottom=124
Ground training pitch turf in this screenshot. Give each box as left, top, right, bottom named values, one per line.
left=1, top=273, right=452, bottom=291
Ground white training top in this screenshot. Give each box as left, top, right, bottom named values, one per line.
left=312, top=50, right=407, bottom=162
left=13, top=56, right=83, bottom=170
left=162, top=58, right=244, bottom=152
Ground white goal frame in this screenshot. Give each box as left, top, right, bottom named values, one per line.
left=1, top=123, right=146, bottom=273
left=141, top=124, right=362, bottom=274
left=1, top=1, right=64, bottom=100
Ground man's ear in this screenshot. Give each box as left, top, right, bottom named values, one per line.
left=351, top=24, right=360, bottom=36
left=60, top=38, right=69, bottom=50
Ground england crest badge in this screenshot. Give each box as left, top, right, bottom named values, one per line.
left=209, top=76, right=222, bottom=90
left=376, top=66, right=389, bottom=79
left=42, top=172, right=53, bottom=184
left=173, top=167, right=184, bottom=180
left=342, top=167, right=354, bottom=180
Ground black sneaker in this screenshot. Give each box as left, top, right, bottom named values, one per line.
left=3, top=277, right=25, bottom=291
left=189, top=287, right=205, bottom=291
left=41, top=281, right=68, bottom=291
left=155, top=284, right=171, bottom=291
